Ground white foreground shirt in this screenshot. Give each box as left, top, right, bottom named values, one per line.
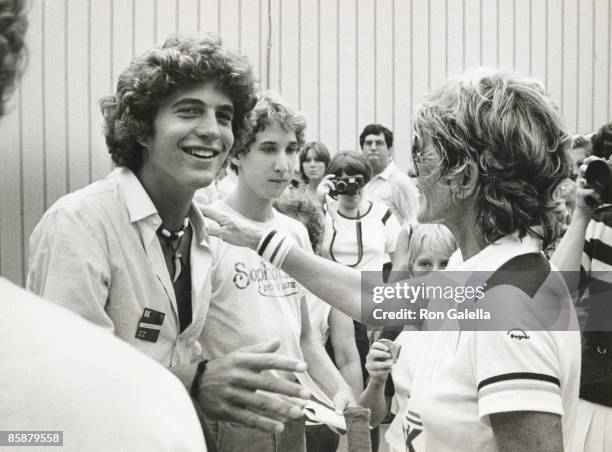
left=1, top=278, right=205, bottom=452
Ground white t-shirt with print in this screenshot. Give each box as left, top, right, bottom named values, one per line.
left=200, top=201, right=312, bottom=379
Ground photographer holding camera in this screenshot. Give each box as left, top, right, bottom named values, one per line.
left=319, top=151, right=401, bottom=451
left=552, top=121, right=612, bottom=451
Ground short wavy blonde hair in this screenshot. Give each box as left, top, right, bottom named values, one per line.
left=413, top=67, right=571, bottom=248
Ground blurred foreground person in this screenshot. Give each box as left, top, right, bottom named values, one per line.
left=202, top=68, right=581, bottom=451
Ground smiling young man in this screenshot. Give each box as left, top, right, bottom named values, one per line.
left=26, top=36, right=310, bottom=435
left=200, top=92, right=355, bottom=451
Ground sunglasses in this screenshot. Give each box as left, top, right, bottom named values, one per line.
left=411, top=135, right=424, bottom=176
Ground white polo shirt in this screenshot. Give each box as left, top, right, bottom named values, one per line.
left=27, top=168, right=213, bottom=367
left=402, top=233, right=580, bottom=451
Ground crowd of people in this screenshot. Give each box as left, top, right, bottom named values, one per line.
left=2, top=1, right=612, bottom=451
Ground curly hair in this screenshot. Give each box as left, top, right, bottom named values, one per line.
left=0, top=0, right=27, bottom=117
left=273, top=189, right=325, bottom=253
left=359, top=123, right=393, bottom=148
left=299, top=141, right=331, bottom=182
left=100, top=34, right=257, bottom=171
left=230, top=90, right=307, bottom=173
left=325, top=151, right=371, bottom=185
left=413, top=67, right=571, bottom=248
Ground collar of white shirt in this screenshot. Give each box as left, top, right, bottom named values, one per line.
left=455, top=231, right=543, bottom=272
left=374, top=160, right=398, bottom=181
left=113, top=167, right=210, bottom=247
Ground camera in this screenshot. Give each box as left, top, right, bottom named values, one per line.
left=329, top=175, right=365, bottom=196
left=585, top=159, right=612, bottom=204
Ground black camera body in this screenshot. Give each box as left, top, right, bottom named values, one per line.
left=330, top=175, right=365, bottom=196
left=585, top=159, right=612, bottom=204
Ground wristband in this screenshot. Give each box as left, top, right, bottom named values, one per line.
left=257, top=230, right=294, bottom=268
left=190, top=359, right=209, bottom=400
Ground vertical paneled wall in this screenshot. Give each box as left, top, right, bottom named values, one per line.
left=1, top=0, right=611, bottom=285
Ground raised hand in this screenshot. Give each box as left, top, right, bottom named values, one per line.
left=576, top=155, right=604, bottom=217
left=365, top=340, right=394, bottom=384
left=196, top=339, right=311, bottom=433
left=200, top=204, right=266, bottom=250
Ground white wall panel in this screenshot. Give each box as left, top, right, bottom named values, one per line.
left=2, top=0, right=611, bottom=285
left=20, top=0, right=45, bottom=283
left=337, top=0, right=357, bottom=151
left=515, top=0, right=532, bottom=75
left=464, top=0, right=481, bottom=68
left=393, top=0, right=412, bottom=170
left=375, top=0, right=394, bottom=128
left=43, top=0, right=68, bottom=209
left=319, top=0, right=339, bottom=150
left=593, top=0, right=610, bottom=128
left=578, top=0, right=595, bottom=132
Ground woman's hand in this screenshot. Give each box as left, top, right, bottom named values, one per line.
left=365, top=340, right=394, bottom=384
left=316, top=174, right=336, bottom=200
left=575, top=155, right=605, bottom=219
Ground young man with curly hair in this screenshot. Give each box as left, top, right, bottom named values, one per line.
left=200, top=91, right=356, bottom=451
left=27, top=35, right=309, bottom=434
left=1, top=3, right=205, bottom=450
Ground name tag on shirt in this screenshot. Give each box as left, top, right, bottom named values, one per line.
left=135, top=308, right=165, bottom=343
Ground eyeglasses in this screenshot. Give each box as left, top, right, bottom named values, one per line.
left=411, top=135, right=424, bottom=176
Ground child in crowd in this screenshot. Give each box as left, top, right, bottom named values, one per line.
left=360, top=224, right=457, bottom=452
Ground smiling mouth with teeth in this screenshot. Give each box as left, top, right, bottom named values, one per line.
left=182, top=146, right=220, bottom=159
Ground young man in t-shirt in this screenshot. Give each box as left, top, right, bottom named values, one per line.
left=201, top=92, right=355, bottom=451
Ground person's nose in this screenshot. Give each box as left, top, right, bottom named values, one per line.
left=194, top=111, right=221, bottom=140
left=407, top=159, right=418, bottom=178
left=274, top=153, right=290, bottom=173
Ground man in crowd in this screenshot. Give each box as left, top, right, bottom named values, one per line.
left=360, top=123, right=419, bottom=225
left=27, top=34, right=309, bottom=434
left=1, top=1, right=204, bottom=450
left=552, top=121, right=612, bottom=451
left=201, top=91, right=356, bottom=450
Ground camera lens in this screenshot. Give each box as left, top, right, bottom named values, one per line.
left=336, top=181, right=348, bottom=192
left=585, top=160, right=612, bottom=190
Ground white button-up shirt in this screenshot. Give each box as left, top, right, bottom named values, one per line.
left=363, top=161, right=419, bottom=225
left=27, top=168, right=213, bottom=367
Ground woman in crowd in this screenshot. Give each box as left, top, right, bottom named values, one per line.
left=318, top=151, right=401, bottom=451
left=299, top=141, right=332, bottom=208
left=202, top=67, right=581, bottom=451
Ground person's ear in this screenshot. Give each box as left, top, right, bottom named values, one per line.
left=228, top=153, right=241, bottom=169
left=137, top=136, right=150, bottom=150
left=451, top=161, right=479, bottom=200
